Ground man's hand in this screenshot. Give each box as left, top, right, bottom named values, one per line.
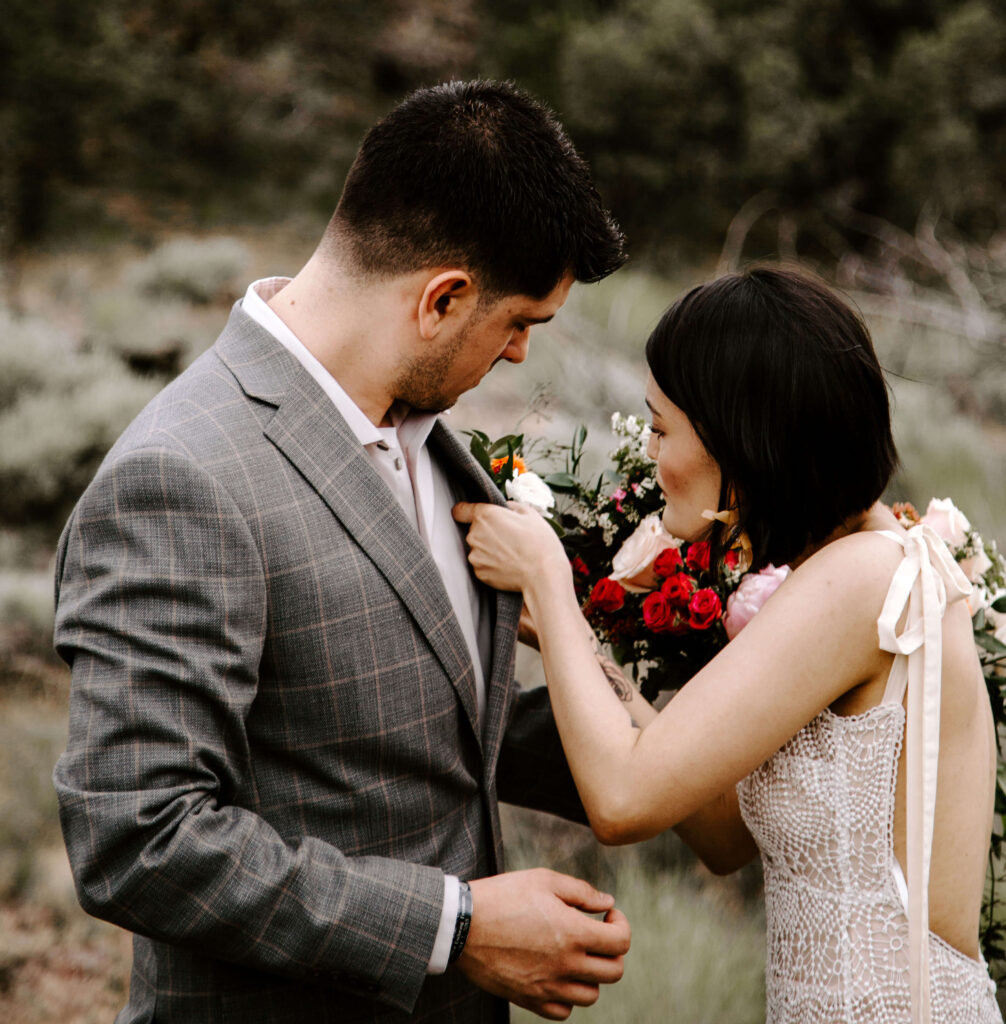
left=456, top=868, right=630, bottom=1020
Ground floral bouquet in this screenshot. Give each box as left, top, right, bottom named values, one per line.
left=469, top=414, right=787, bottom=700
left=551, top=414, right=793, bottom=700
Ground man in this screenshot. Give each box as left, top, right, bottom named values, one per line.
left=53, top=80, right=630, bottom=1023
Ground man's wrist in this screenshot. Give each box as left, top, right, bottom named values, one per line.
left=448, top=880, right=473, bottom=963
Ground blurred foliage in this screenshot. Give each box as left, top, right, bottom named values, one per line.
left=0, top=309, right=161, bottom=531
left=124, top=236, right=249, bottom=305
left=503, top=805, right=766, bottom=1024
left=2, top=0, right=1005, bottom=263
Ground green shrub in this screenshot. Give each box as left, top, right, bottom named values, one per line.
left=85, top=291, right=215, bottom=375
left=890, top=379, right=1006, bottom=544
left=124, top=236, right=250, bottom=305
left=0, top=572, right=53, bottom=638
left=0, top=310, right=160, bottom=532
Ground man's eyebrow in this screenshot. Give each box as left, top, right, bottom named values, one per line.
left=519, top=313, right=555, bottom=325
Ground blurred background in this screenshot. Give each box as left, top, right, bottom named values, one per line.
left=1, top=1, right=1004, bottom=1020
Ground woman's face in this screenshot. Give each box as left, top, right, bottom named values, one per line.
left=645, top=373, right=723, bottom=542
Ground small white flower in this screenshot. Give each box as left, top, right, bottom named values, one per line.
left=505, top=470, right=555, bottom=518
left=960, top=543, right=993, bottom=585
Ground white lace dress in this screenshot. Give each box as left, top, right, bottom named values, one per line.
left=737, top=526, right=1003, bottom=1023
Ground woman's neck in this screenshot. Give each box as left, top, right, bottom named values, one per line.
left=789, top=501, right=899, bottom=569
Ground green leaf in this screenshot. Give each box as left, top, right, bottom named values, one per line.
left=976, top=631, right=1006, bottom=656
left=468, top=435, right=492, bottom=475
left=544, top=472, right=580, bottom=492
left=487, top=433, right=524, bottom=458
left=994, top=595, right=1006, bottom=613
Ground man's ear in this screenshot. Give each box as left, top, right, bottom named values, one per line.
left=417, top=270, right=474, bottom=340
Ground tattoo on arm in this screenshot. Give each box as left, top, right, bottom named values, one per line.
left=589, top=631, right=633, bottom=703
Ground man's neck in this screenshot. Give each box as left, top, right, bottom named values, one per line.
left=266, top=256, right=402, bottom=426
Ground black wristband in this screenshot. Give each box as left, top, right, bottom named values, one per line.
left=448, top=881, right=473, bottom=964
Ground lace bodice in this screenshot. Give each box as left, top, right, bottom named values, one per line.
left=737, top=525, right=1002, bottom=1024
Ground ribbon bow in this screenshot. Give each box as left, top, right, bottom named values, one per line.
left=875, top=524, right=971, bottom=1024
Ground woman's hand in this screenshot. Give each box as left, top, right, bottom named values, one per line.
left=452, top=501, right=571, bottom=595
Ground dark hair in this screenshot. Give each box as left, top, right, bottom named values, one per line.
left=327, top=80, right=627, bottom=299
left=645, top=267, right=899, bottom=570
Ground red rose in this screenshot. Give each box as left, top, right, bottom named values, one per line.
left=723, top=548, right=740, bottom=571
left=642, top=592, right=675, bottom=633
left=660, top=572, right=695, bottom=607
left=688, top=588, right=723, bottom=630
left=571, top=556, right=590, bottom=577
left=653, top=547, right=684, bottom=578
left=587, top=577, right=626, bottom=613
left=685, top=541, right=711, bottom=572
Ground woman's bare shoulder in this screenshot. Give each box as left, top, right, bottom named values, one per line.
left=787, top=528, right=908, bottom=606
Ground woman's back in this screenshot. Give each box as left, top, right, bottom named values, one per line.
left=737, top=525, right=1000, bottom=1022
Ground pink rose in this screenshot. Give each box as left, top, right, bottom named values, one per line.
left=920, top=497, right=970, bottom=550
left=610, top=515, right=680, bottom=593
left=723, top=564, right=792, bottom=640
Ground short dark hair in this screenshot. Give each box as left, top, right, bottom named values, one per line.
left=645, top=266, right=899, bottom=570
left=327, top=80, right=626, bottom=299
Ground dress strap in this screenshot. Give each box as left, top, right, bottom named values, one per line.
left=874, top=524, right=973, bottom=1024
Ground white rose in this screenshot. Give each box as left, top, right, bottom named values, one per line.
left=609, top=514, right=680, bottom=593
left=505, top=470, right=555, bottom=518
left=920, top=497, right=971, bottom=550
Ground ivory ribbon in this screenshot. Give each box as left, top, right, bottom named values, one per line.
left=874, top=525, right=972, bottom=1024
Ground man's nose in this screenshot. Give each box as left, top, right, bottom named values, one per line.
left=503, top=335, right=530, bottom=364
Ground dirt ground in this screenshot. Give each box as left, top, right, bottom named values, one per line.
left=0, top=901, right=131, bottom=1024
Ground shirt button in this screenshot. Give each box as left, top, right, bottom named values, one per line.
left=394, top=457, right=403, bottom=470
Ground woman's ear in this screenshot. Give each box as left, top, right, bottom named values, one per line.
left=417, top=270, right=474, bottom=340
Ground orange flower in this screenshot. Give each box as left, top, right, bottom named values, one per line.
left=491, top=455, right=527, bottom=475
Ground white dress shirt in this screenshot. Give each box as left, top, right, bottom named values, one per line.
left=241, top=278, right=491, bottom=973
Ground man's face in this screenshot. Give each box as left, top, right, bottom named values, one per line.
left=394, top=273, right=574, bottom=413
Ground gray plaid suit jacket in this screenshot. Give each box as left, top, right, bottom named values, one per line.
left=53, top=306, right=583, bottom=1024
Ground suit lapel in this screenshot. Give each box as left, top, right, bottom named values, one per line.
left=215, top=308, right=484, bottom=742
left=428, top=424, right=524, bottom=768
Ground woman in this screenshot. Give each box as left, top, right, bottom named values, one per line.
left=453, top=268, right=1002, bottom=1023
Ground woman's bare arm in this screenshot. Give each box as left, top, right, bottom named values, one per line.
left=455, top=501, right=899, bottom=847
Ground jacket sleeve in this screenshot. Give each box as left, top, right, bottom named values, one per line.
left=52, top=447, right=444, bottom=1013
left=496, top=682, right=588, bottom=826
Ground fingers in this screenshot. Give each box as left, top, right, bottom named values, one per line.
left=548, top=871, right=615, bottom=914
left=576, top=913, right=632, bottom=961
left=452, top=501, right=477, bottom=523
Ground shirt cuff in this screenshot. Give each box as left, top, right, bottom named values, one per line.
left=427, top=874, right=460, bottom=974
